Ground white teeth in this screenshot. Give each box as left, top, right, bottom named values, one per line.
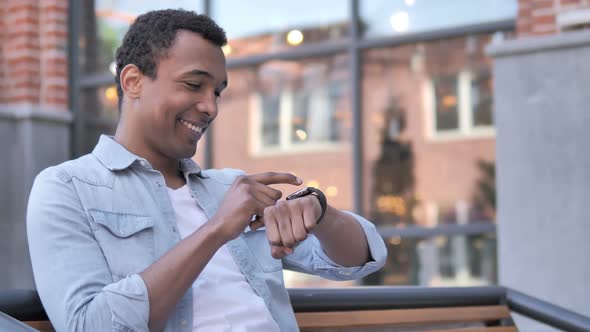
left=180, top=120, right=203, bottom=134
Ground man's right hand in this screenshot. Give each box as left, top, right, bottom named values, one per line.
left=211, top=172, right=302, bottom=242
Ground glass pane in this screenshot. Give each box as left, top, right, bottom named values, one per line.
left=364, top=233, right=497, bottom=286
left=211, top=0, right=350, bottom=57
left=211, top=53, right=353, bottom=239
left=254, top=56, right=351, bottom=151
left=471, top=70, right=494, bottom=127
left=362, top=31, right=504, bottom=286
left=290, top=66, right=347, bottom=145
left=433, top=74, right=459, bottom=131
left=360, top=0, right=517, bottom=38
left=79, top=0, right=205, bottom=74
left=219, top=57, right=352, bottom=289
left=261, top=94, right=280, bottom=147
left=81, top=84, right=118, bottom=120
left=79, top=85, right=118, bottom=153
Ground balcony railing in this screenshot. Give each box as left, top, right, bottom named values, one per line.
left=2, top=286, right=589, bottom=331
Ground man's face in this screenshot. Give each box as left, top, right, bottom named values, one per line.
left=136, top=30, right=228, bottom=160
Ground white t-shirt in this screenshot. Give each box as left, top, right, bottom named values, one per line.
left=167, top=185, right=280, bottom=332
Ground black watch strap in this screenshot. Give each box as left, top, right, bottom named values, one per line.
left=286, top=187, right=327, bottom=224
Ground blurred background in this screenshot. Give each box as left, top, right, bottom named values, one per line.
left=1, top=1, right=589, bottom=330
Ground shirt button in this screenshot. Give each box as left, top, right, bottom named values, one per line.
left=172, top=226, right=177, bottom=232
left=156, top=181, right=162, bottom=187
left=180, top=319, right=188, bottom=327
left=140, top=161, right=147, bottom=167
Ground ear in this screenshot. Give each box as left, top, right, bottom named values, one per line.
left=120, top=64, right=143, bottom=100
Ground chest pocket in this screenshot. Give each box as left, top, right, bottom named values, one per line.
left=88, top=209, right=155, bottom=278
left=242, top=230, right=283, bottom=273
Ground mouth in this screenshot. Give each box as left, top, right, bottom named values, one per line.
left=178, top=119, right=207, bottom=135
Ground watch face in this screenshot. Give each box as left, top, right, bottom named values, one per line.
left=286, top=187, right=311, bottom=200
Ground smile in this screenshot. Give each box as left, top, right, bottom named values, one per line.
left=179, top=119, right=205, bottom=134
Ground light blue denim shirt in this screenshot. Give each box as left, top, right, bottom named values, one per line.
left=27, top=135, right=387, bottom=332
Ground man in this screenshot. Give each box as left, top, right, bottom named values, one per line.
left=27, top=9, right=386, bottom=332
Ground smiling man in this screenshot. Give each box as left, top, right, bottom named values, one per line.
left=26, top=9, right=386, bottom=332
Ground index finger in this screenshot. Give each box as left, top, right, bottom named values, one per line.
left=248, top=172, right=302, bottom=186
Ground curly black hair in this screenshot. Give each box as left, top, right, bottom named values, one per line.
left=114, top=9, right=227, bottom=109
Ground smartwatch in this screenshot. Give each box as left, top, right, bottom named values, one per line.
left=286, top=187, right=327, bottom=224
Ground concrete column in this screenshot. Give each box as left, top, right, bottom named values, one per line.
left=487, top=30, right=590, bottom=331
left=0, top=106, right=71, bottom=289
left=0, top=0, right=71, bottom=289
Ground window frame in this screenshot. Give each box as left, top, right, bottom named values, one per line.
left=250, top=92, right=349, bottom=157
left=424, top=70, right=496, bottom=142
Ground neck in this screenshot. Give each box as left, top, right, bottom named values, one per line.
left=114, top=121, right=182, bottom=185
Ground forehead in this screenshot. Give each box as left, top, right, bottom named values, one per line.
left=158, top=30, right=227, bottom=81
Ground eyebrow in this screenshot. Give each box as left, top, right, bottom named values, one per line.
left=185, top=69, right=228, bottom=88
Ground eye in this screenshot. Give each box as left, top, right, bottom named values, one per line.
left=185, top=82, right=201, bottom=90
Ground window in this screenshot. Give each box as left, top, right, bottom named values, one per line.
left=433, top=74, right=459, bottom=132
left=71, top=1, right=515, bottom=288
left=425, top=70, right=494, bottom=139
left=251, top=57, right=351, bottom=154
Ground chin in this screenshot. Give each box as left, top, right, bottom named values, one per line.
left=181, top=144, right=198, bottom=159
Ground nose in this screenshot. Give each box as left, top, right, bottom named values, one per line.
left=196, top=94, right=218, bottom=119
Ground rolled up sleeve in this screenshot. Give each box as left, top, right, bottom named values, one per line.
left=283, top=211, right=387, bottom=281
left=26, top=168, right=150, bottom=331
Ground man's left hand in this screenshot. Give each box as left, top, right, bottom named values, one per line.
left=252, top=195, right=322, bottom=259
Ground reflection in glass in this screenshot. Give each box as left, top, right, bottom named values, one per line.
left=291, top=79, right=345, bottom=145
left=471, top=70, right=494, bottom=127
left=212, top=0, right=349, bottom=57
left=429, top=70, right=495, bottom=134
left=255, top=56, right=350, bottom=152
left=81, top=85, right=118, bottom=120
left=261, top=94, right=280, bottom=147
left=360, top=0, right=517, bottom=38
left=380, top=234, right=497, bottom=286
left=80, top=0, right=205, bottom=74
left=433, top=74, right=459, bottom=131
left=362, top=31, right=504, bottom=286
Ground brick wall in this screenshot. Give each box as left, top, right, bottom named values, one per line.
left=518, top=0, right=590, bottom=36
left=0, top=0, right=68, bottom=109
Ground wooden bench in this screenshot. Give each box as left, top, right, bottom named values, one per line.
left=17, top=306, right=515, bottom=332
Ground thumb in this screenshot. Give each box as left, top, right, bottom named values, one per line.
left=271, top=246, right=293, bottom=259
left=250, top=219, right=264, bottom=231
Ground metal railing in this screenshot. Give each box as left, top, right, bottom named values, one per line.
left=2, top=287, right=590, bottom=331
left=506, top=288, right=590, bottom=332
left=288, top=286, right=590, bottom=332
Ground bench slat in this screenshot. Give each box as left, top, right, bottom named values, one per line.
left=24, top=321, right=54, bottom=332
left=296, top=305, right=512, bottom=329
left=24, top=306, right=515, bottom=331
left=427, top=327, right=518, bottom=332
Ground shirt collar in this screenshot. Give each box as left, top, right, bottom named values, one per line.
left=179, top=158, right=203, bottom=176
left=92, top=135, right=203, bottom=176
left=92, top=135, right=139, bottom=171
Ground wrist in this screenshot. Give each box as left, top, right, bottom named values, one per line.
left=286, top=187, right=327, bottom=224
left=202, top=217, right=231, bottom=246
left=313, top=205, right=340, bottom=233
